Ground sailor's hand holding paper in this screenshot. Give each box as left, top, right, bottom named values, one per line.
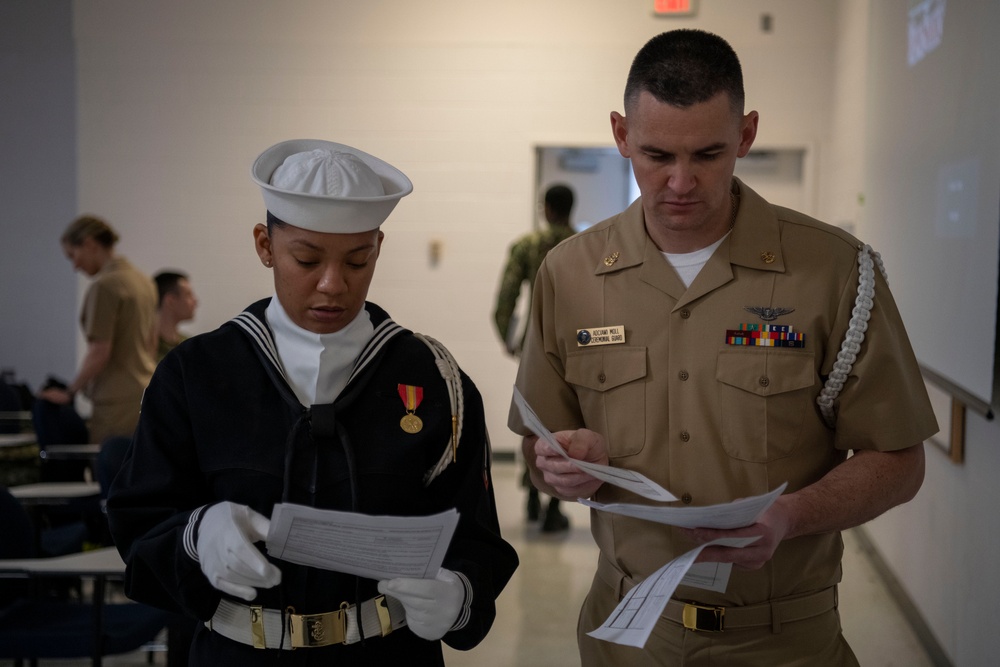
left=195, top=501, right=282, bottom=601
left=378, top=568, right=467, bottom=640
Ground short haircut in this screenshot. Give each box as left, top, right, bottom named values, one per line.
left=265, top=210, right=288, bottom=236
left=544, top=184, right=575, bottom=219
left=154, top=270, right=188, bottom=307
left=61, top=215, right=119, bottom=248
left=624, top=30, right=745, bottom=115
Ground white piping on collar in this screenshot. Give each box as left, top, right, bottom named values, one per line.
left=230, top=306, right=406, bottom=397
left=232, top=311, right=286, bottom=382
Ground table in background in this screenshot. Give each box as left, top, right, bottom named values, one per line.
left=0, top=433, right=36, bottom=448
left=9, top=481, right=101, bottom=506
left=40, top=443, right=103, bottom=461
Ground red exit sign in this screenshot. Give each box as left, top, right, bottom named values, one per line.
left=655, top=0, right=697, bottom=16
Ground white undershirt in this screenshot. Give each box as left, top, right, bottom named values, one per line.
left=266, top=296, right=374, bottom=406
left=662, top=233, right=729, bottom=288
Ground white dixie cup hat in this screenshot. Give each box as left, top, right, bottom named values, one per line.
left=251, top=139, right=413, bottom=233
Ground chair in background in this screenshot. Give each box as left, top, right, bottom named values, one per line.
left=95, top=436, right=130, bottom=501
left=0, top=377, right=24, bottom=435
left=0, top=485, right=37, bottom=609
left=0, top=486, right=173, bottom=666
left=92, top=435, right=132, bottom=547
left=30, top=391, right=102, bottom=549
left=32, top=391, right=90, bottom=483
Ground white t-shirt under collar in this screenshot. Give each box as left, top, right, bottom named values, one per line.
left=662, top=233, right=729, bottom=288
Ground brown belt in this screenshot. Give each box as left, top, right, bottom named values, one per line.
left=664, top=587, right=838, bottom=632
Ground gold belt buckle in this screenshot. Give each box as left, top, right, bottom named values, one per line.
left=287, top=602, right=349, bottom=647
left=249, top=605, right=265, bottom=649
left=682, top=603, right=725, bottom=632
left=374, top=595, right=394, bottom=637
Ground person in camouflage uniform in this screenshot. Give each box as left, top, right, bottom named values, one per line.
left=493, top=183, right=575, bottom=532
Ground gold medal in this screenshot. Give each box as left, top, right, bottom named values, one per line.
left=397, top=384, right=424, bottom=434
left=400, top=413, right=424, bottom=434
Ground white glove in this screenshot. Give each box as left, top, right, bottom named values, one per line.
left=377, top=568, right=465, bottom=641
left=195, top=501, right=282, bottom=601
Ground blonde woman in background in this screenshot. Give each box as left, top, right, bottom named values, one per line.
left=40, top=215, right=157, bottom=444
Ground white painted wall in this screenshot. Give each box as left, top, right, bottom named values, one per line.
left=868, top=411, right=1000, bottom=666
left=69, top=0, right=837, bottom=455
left=833, top=2, right=1000, bottom=664
left=817, top=0, right=870, bottom=236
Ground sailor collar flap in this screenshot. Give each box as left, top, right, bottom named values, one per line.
left=229, top=299, right=409, bottom=404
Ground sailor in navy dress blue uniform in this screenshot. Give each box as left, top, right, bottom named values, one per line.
left=107, top=139, right=518, bottom=665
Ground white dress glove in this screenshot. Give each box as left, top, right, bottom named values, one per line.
left=195, top=501, right=282, bottom=601
left=377, top=568, right=466, bottom=641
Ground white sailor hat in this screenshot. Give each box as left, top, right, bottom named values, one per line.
left=251, top=139, right=413, bottom=233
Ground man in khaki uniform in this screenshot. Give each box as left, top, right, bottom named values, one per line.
left=509, top=30, right=937, bottom=666
left=154, top=270, right=199, bottom=361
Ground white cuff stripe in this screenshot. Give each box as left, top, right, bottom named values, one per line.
left=451, top=571, right=473, bottom=632
left=184, top=505, right=207, bottom=562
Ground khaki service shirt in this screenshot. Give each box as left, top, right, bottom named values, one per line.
left=81, top=256, right=157, bottom=409
left=509, top=178, right=938, bottom=607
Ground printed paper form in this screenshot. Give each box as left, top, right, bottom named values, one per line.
left=266, top=503, right=458, bottom=580
left=512, top=386, right=677, bottom=502
left=682, top=561, right=734, bottom=594
left=581, top=483, right=786, bottom=593
left=588, top=536, right=759, bottom=649
left=579, top=482, right=788, bottom=530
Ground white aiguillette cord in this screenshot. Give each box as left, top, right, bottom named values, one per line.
left=414, top=333, right=464, bottom=485
left=816, top=244, right=888, bottom=428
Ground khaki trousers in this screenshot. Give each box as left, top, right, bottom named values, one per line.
left=577, top=572, right=860, bottom=667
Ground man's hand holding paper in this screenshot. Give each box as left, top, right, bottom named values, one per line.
left=514, top=387, right=676, bottom=502
left=529, top=430, right=608, bottom=500
left=682, top=493, right=793, bottom=570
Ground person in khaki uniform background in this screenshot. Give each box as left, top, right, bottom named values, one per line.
left=509, top=30, right=937, bottom=666
left=40, top=215, right=158, bottom=444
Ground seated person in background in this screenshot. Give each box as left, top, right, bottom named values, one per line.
left=153, top=270, right=199, bottom=361
left=108, top=139, right=518, bottom=665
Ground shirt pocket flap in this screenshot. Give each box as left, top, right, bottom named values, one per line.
left=716, top=348, right=815, bottom=397
left=565, top=346, right=647, bottom=392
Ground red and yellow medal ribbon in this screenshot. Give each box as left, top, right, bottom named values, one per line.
left=397, top=384, right=425, bottom=434
left=397, top=384, right=423, bottom=413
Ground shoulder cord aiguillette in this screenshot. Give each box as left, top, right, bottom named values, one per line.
left=414, top=333, right=464, bottom=485
left=816, top=244, right=888, bottom=429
